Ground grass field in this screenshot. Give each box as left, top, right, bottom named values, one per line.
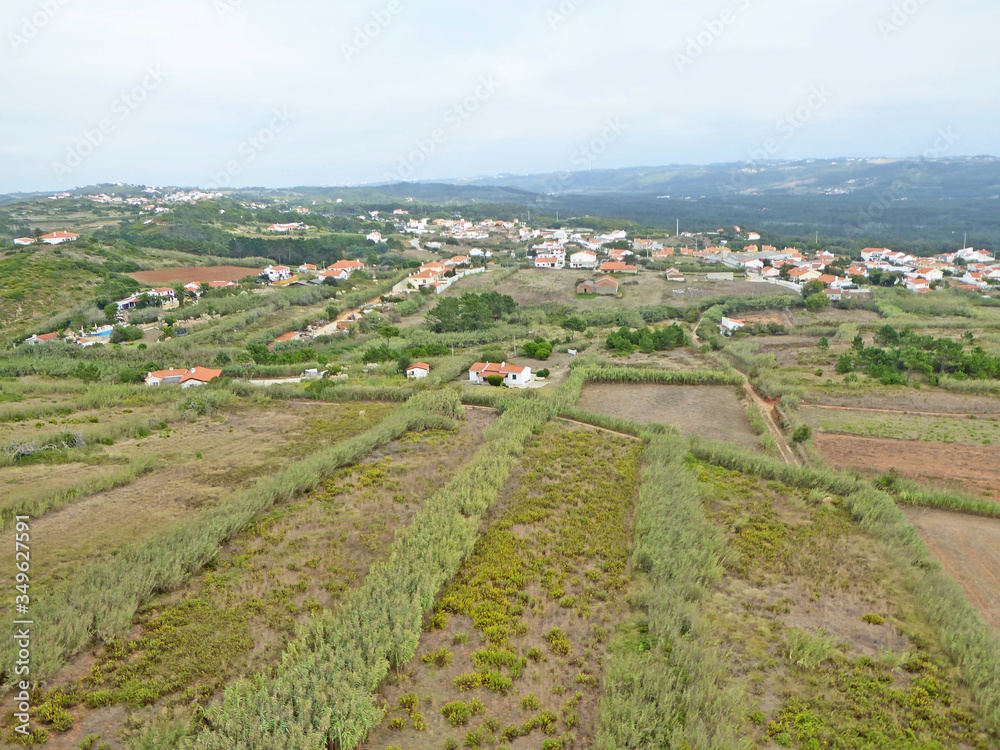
left=361, top=423, right=642, bottom=749
left=577, top=383, right=759, bottom=448
left=803, top=406, right=1000, bottom=445
left=695, top=462, right=996, bottom=749
left=3, top=408, right=493, bottom=747
left=440, top=267, right=798, bottom=310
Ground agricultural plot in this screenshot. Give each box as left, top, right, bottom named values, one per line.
left=126, top=266, right=263, bottom=285
left=361, top=424, right=642, bottom=750
left=695, top=463, right=998, bottom=749
left=904, top=507, right=1000, bottom=634
left=803, top=406, right=1000, bottom=445
left=4, top=409, right=496, bottom=748
left=813, top=433, right=1000, bottom=502
left=577, top=383, right=759, bottom=448
left=805, top=389, right=1000, bottom=416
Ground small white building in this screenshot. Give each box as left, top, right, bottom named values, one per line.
left=569, top=251, right=597, bottom=269
left=406, top=362, right=430, bottom=379
left=469, top=361, right=532, bottom=387
left=718, top=316, right=746, bottom=336
left=264, top=265, right=292, bottom=282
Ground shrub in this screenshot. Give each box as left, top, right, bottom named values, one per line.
left=536, top=368, right=550, bottom=379
left=791, top=425, right=812, bottom=444
left=442, top=701, right=472, bottom=726
left=486, top=375, right=504, bottom=387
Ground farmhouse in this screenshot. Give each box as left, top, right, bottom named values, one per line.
left=24, top=332, right=60, bottom=345
left=13, top=237, right=34, bottom=246
left=264, top=265, right=293, bottom=282
left=469, top=361, right=532, bottom=387
left=145, top=366, right=222, bottom=387
left=594, top=276, right=619, bottom=295
left=406, top=362, right=430, bottom=379
left=40, top=231, right=80, bottom=245
left=328, top=259, right=366, bottom=274
left=718, top=316, right=746, bottom=335
left=576, top=280, right=596, bottom=295
left=534, top=255, right=565, bottom=269
left=664, top=268, right=686, bottom=282
left=267, top=223, right=307, bottom=232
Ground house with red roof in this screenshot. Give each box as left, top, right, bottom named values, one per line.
left=40, top=231, right=80, bottom=245
left=406, top=362, right=430, bottom=379
left=328, top=259, right=366, bottom=273
left=469, top=361, right=532, bottom=387
left=145, top=366, right=222, bottom=387
left=718, top=317, right=746, bottom=336
left=13, top=237, right=35, bottom=246
left=264, top=265, right=292, bottom=282
left=24, top=332, right=60, bottom=345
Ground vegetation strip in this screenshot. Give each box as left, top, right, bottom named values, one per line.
left=596, top=432, right=750, bottom=749
left=180, top=398, right=552, bottom=749
left=0, top=392, right=458, bottom=688
left=0, top=455, right=156, bottom=529
left=687, top=436, right=1000, bottom=734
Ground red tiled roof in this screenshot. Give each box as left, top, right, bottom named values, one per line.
left=408, top=362, right=430, bottom=371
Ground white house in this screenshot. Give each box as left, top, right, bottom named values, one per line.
left=366, top=231, right=386, bottom=243
left=24, top=332, right=60, bottom=345
left=268, top=223, right=307, bottom=232
left=534, top=255, right=565, bottom=269
left=406, top=362, right=430, bottom=379
left=718, top=317, right=746, bottom=335
left=40, top=231, right=80, bottom=245
left=13, top=237, right=34, bottom=246
left=264, top=265, right=292, bottom=282
left=469, top=361, right=532, bottom=387
left=569, top=251, right=597, bottom=269
left=145, top=366, right=222, bottom=387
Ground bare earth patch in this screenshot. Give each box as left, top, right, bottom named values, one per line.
left=127, top=266, right=262, bottom=285
left=903, top=507, right=1000, bottom=633
left=578, top=383, right=758, bottom=448
left=813, top=433, right=1000, bottom=502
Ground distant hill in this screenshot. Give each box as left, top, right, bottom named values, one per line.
left=429, top=157, right=1000, bottom=201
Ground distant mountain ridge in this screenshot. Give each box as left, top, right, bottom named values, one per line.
left=426, top=156, right=1000, bottom=201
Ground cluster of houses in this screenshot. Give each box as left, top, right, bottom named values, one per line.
left=261, top=259, right=367, bottom=284
left=529, top=229, right=643, bottom=274
left=390, top=256, right=483, bottom=295
left=693, top=243, right=998, bottom=296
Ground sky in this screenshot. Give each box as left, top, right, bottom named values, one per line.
left=1, top=0, right=998, bottom=193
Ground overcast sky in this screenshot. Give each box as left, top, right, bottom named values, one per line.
left=1, top=0, right=997, bottom=193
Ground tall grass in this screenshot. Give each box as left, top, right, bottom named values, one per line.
left=596, top=433, right=751, bottom=749
left=0, top=391, right=461, bottom=688
left=687, top=436, right=1000, bottom=734
left=180, top=399, right=554, bottom=749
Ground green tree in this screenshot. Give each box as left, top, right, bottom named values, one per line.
left=804, top=294, right=829, bottom=312
left=378, top=325, right=400, bottom=345
left=817, top=337, right=830, bottom=350
left=103, top=303, right=119, bottom=322
left=835, top=355, right=853, bottom=374
left=791, top=425, right=812, bottom=444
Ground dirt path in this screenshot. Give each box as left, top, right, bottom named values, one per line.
left=802, top=403, right=985, bottom=419
left=903, top=507, right=1000, bottom=633
left=690, top=317, right=798, bottom=465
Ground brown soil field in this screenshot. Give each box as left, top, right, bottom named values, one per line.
left=740, top=310, right=796, bottom=327
left=577, top=383, right=759, bottom=448
left=27, top=410, right=496, bottom=750
left=806, top=389, right=1000, bottom=416
left=127, top=266, right=263, bottom=285
left=903, top=507, right=1000, bottom=633
left=814, top=433, right=1000, bottom=501
left=22, top=401, right=399, bottom=589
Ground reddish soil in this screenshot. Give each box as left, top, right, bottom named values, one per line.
left=127, top=266, right=262, bottom=285
left=814, top=433, right=1000, bottom=501
left=578, top=383, right=759, bottom=449
left=903, top=507, right=1000, bottom=633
